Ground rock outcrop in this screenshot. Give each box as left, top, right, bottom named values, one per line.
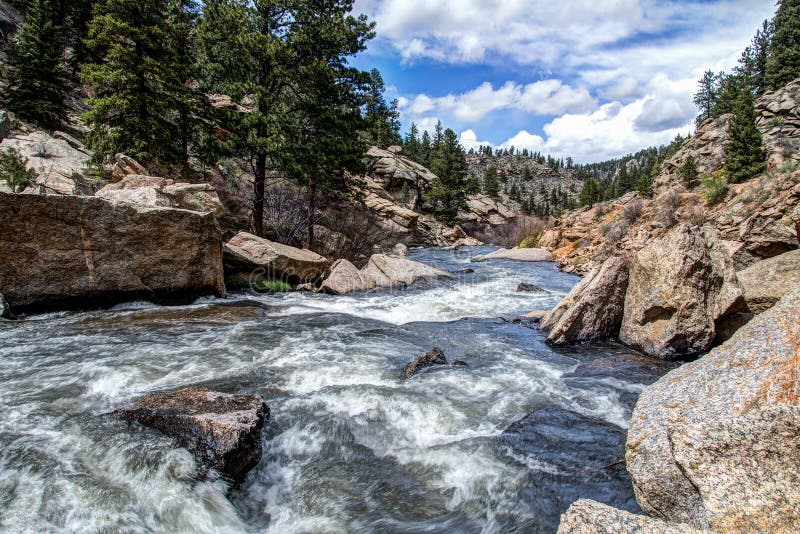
left=542, top=255, right=629, bottom=345
left=96, top=173, right=226, bottom=217
left=320, top=254, right=453, bottom=295
left=619, top=224, right=744, bottom=359
left=223, top=231, right=330, bottom=284
left=737, top=249, right=800, bottom=314
left=111, top=153, right=148, bottom=180
left=626, top=284, right=800, bottom=531
left=557, top=500, right=704, bottom=534
left=403, top=347, right=448, bottom=378
left=0, top=192, right=226, bottom=313
left=119, top=387, right=269, bottom=482
left=365, top=146, right=436, bottom=204
left=472, top=247, right=553, bottom=262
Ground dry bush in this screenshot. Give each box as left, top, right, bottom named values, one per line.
left=683, top=204, right=708, bottom=226
left=593, top=202, right=612, bottom=220
left=656, top=189, right=682, bottom=228
left=621, top=199, right=643, bottom=224
left=601, top=220, right=629, bottom=243
left=262, top=183, right=316, bottom=247
left=321, top=207, right=399, bottom=267
left=474, top=216, right=546, bottom=248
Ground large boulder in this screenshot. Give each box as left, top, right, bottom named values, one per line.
left=0, top=193, right=226, bottom=313
left=738, top=215, right=798, bottom=259
left=112, top=153, right=148, bottom=180
left=96, top=174, right=226, bottom=217
left=619, top=224, right=744, bottom=359
left=223, top=231, right=330, bottom=284
left=360, top=253, right=453, bottom=289
left=557, top=500, right=704, bottom=534
left=626, top=284, right=800, bottom=531
left=471, top=247, right=553, bottom=262
left=320, top=258, right=368, bottom=295
left=737, top=249, right=800, bottom=314
left=119, top=387, right=269, bottom=482
left=544, top=255, right=629, bottom=345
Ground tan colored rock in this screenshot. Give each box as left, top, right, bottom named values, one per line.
left=626, top=284, right=800, bottom=531
left=96, top=175, right=226, bottom=217
left=738, top=215, right=798, bottom=259
left=360, top=254, right=453, bottom=289
left=472, top=247, right=553, bottom=262
left=1, top=130, right=92, bottom=194
left=223, top=231, right=330, bottom=284
left=0, top=192, right=225, bottom=313
left=112, top=153, right=148, bottom=180
left=557, top=499, right=705, bottom=534
left=320, top=259, right=368, bottom=295
left=119, top=387, right=268, bottom=481
left=619, top=224, right=744, bottom=359
left=737, top=249, right=800, bottom=314
left=546, top=255, right=629, bottom=345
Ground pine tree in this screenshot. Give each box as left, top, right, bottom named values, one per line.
left=3, top=0, right=69, bottom=127
left=766, top=0, right=800, bottom=90
left=403, top=122, right=421, bottom=162
left=714, top=74, right=743, bottom=116
left=483, top=165, right=499, bottom=198
left=725, top=85, right=766, bottom=183
left=82, top=0, right=181, bottom=163
left=427, top=128, right=467, bottom=223
left=737, top=20, right=773, bottom=96
left=693, top=70, right=719, bottom=126
left=680, top=155, right=699, bottom=188
left=362, top=69, right=401, bottom=148
left=420, top=130, right=432, bottom=167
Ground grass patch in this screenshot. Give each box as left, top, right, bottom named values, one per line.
left=226, top=277, right=292, bottom=293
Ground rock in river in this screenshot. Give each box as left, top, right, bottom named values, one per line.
left=626, top=283, right=800, bottom=531
left=119, top=387, right=269, bottom=482
left=403, top=347, right=448, bottom=378
left=223, top=231, right=330, bottom=284
left=0, top=192, right=226, bottom=314
left=321, top=254, right=453, bottom=295
left=471, top=247, right=553, bottom=263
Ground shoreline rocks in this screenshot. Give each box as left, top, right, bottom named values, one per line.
left=0, top=193, right=226, bottom=314
left=471, top=247, right=553, bottom=263
left=557, top=499, right=704, bottom=534
left=119, top=387, right=269, bottom=482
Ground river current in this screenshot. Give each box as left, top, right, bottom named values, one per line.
left=0, top=247, right=674, bottom=533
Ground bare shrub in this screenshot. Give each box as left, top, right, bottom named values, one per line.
left=474, top=216, right=546, bottom=248
left=683, top=204, right=708, bottom=226
left=321, top=207, right=399, bottom=267
left=656, top=189, right=682, bottom=228
left=593, top=202, right=611, bottom=220
left=602, top=220, right=629, bottom=243
left=262, top=183, right=316, bottom=247
left=621, top=199, right=643, bottom=224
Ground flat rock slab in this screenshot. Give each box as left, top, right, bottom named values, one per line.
left=472, top=247, right=553, bottom=262
left=119, top=387, right=269, bottom=482
left=557, top=499, right=705, bottom=534
left=223, top=231, right=330, bottom=284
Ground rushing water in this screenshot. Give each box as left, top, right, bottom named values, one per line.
left=0, top=247, right=674, bottom=533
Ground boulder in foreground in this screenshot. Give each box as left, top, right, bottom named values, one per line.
left=0, top=193, right=226, bottom=313
left=119, top=387, right=269, bottom=482
left=557, top=499, right=704, bottom=534
left=471, top=247, right=553, bottom=263
left=223, top=231, right=330, bottom=284
left=626, top=284, right=800, bottom=531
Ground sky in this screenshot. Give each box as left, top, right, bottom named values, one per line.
left=349, top=0, right=776, bottom=163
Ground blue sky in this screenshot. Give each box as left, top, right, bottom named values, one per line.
left=350, top=0, right=776, bottom=163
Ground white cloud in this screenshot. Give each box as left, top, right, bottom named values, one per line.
left=459, top=129, right=493, bottom=151
left=500, top=131, right=545, bottom=153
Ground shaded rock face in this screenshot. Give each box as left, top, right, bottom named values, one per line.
left=96, top=174, right=226, bottom=218
left=471, top=247, right=553, bottom=263
left=565, top=353, right=677, bottom=385
left=0, top=193, right=226, bottom=313
left=543, top=256, right=629, bottom=345
left=737, top=215, right=798, bottom=259
left=119, top=387, right=269, bottom=482
left=500, top=407, right=640, bottom=532
left=322, top=254, right=453, bottom=295
left=223, top=231, right=330, bottom=284
left=403, top=347, right=448, bottom=378
left=626, top=284, right=800, bottom=531
left=756, top=78, right=800, bottom=170
left=365, top=145, right=436, bottom=204
left=619, top=224, right=743, bottom=359
left=557, top=499, right=704, bottom=534
left=737, top=249, right=800, bottom=314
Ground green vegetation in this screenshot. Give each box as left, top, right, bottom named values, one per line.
left=725, top=85, right=766, bottom=183
left=680, top=156, right=699, bottom=188
left=701, top=170, right=729, bottom=205
left=225, top=277, right=292, bottom=293
left=0, top=148, right=36, bottom=193
left=766, top=0, right=800, bottom=90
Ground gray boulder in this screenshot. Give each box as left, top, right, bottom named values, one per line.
left=619, top=224, right=744, bottom=359
left=738, top=215, right=798, bottom=259
left=0, top=293, right=9, bottom=319
left=544, top=255, right=629, bottom=345
left=737, top=249, right=800, bottom=314
left=119, top=387, right=269, bottom=482
left=626, top=284, right=800, bottom=531
left=557, top=499, right=705, bottom=534
left=0, top=192, right=226, bottom=314
left=360, top=253, right=453, bottom=289
left=223, top=231, right=331, bottom=284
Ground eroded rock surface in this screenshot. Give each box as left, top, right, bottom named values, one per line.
left=119, top=387, right=269, bottom=482
left=472, top=247, right=553, bottom=262
left=557, top=499, right=704, bottom=534
left=321, top=254, right=452, bottom=295
left=223, top=231, right=330, bottom=284
left=737, top=249, right=800, bottom=314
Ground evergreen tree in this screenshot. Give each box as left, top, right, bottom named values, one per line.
left=725, top=85, right=766, bottom=183
left=82, top=0, right=182, bottom=163
left=420, top=130, right=432, bottom=167
left=3, top=0, right=69, bottom=127
left=362, top=68, right=401, bottom=148
left=403, top=122, right=421, bottom=162
left=483, top=165, right=500, bottom=198
left=693, top=70, right=719, bottom=126
left=736, top=20, right=773, bottom=96
left=766, top=0, right=800, bottom=90
left=713, top=74, right=743, bottom=116
left=427, top=127, right=466, bottom=223
left=680, top=155, right=699, bottom=188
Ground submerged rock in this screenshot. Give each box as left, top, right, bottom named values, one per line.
left=403, top=347, right=448, bottom=378
left=557, top=499, right=704, bottom=534
left=737, top=249, right=800, bottom=314
left=626, top=284, right=800, bottom=531
left=119, top=387, right=269, bottom=482
left=223, top=231, right=330, bottom=284
left=517, top=282, right=546, bottom=293
left=544, top=255, right=629, bottom=345
left=619, top=224, right=744, bottom=359
left=0, top=192, right=226, bottom=314
left=471, top=247, right=553, bottom=263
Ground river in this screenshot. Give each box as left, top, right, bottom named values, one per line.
left=0, top=246, right=674, bottom=533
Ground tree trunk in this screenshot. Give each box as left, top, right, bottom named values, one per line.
left=307, top=176, right=317, bottom=249
left=252, top=153, right=266, bottom=236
